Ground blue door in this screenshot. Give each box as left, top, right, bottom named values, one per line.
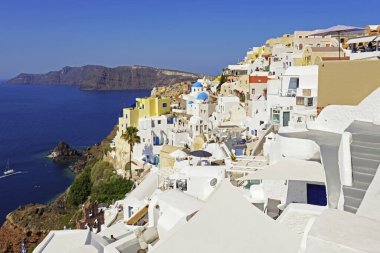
left=153, top=136, right=159, bottom=145
left=307, top=184, right=327, bottom=206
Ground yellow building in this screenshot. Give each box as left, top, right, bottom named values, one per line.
left=265, top=34, right=293, bottom=50
left=317, top=60, right=380, bottom=111
left=159, top=145, right=187, bottom=169
left=302, top=46, right=343, bottom=66
left=118, top=97, right=171, bottom=134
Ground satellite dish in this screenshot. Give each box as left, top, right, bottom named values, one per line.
left=210, top=178, right=217, bottom=187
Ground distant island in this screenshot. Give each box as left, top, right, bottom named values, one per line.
left=7, top=65, right=212, bottom=90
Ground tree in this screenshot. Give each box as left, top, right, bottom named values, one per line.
left=121, top=126, right=140, bottom=180
left=216, top=73, right=226, bottom=92
left=68, top=168, right=92, bottom=206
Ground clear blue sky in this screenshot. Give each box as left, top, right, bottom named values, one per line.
left=0, top=0, right=379, bottom=78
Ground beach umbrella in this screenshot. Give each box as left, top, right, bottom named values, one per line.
left=190, top=150, right=212, bottom=158
left=170, top=149, right=188, bottom=159
left=310, top=25, right=364, bottom=59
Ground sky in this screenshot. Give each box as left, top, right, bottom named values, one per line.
left=0, top=0, right=379, bottom=78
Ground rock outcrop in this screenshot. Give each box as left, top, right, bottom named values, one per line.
left=7, top=65, right=211, bottom=90
left=48, top=141, right=81, bottom=162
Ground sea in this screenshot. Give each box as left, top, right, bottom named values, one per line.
left=0, top=82, right=150, bottom=224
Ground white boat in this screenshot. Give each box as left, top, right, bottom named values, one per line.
left=3, top=160, right=15, bottom=176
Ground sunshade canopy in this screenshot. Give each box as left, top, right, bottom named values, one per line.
left=150, top=180, right=300, bottom=253
left=239, top=158, right=326, bottom=183
left=310, top=25, right=364, bottom=36
left=190, top=150, right=212, bottom=158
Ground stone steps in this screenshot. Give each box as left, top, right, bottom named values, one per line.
left=351, top=143, right=380, bottom=156
left=351, top=155, right=380, bottom=170
left=343, top=204, right=358, bottom=214
left=343, top=129, right=380, bottom=214
left=352, top=171, right=375, bottom=184
left=344, top=195, right=363, bottom=209
left=351, top=133, right=380, bottom=144
left=342, top=184, right=367, bottom=200
left=352, top=165, right=378, bottom=175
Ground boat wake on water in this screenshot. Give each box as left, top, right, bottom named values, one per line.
left=0, top=171, right=27, bottom=179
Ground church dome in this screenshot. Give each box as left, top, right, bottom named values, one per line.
left=197, top=92, right=209, bottom=101
left=192, top=82, right=203, bottom=88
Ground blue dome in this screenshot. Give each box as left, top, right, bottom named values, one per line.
left=197, top=92, right=209, bottom=101
left=192, top=82, right=203, bottom=88
left=188, top=100, right=194, bottom=104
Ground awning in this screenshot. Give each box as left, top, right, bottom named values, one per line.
left=239, top=158, right=326, bottom=183
left=347, top=36, right=377, bottom=44
left=190, top=150, right=212, bottom=158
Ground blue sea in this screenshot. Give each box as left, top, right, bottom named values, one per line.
left=0, top=82, right=150, bottom=224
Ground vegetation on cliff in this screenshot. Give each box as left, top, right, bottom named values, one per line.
left=68, top=160, right=133, bottom=206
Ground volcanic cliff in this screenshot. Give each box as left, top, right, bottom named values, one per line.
left=7, top=65, right=211, bottom=90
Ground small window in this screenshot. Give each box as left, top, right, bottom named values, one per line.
left=296, top=97, right=304, bottom=105
left=307, top=98, right=313, bottom=106
left=162, top=103, right=167, bottom=108
left=289, top=77, right=300, bottom=90
left=158, top=120, right=161, bottom=124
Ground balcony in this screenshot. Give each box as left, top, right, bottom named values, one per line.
left=279, top=89, right=296, bottom=97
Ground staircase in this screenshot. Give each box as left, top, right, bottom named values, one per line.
left=342, top=125, right=380, bottom=213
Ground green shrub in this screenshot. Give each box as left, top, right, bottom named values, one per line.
left=67, top=167, right=92, bottom=206
left=90, top=161, right=114, bottom=187
left=67, top=160, right=133, bottom=206
left=91, top=177, right=133, bottom=204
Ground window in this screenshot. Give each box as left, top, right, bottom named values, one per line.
left=289, top=77, right=300, bottom=90
left=307, top=98, right=313, bottom=106
left=299, top=44, right=303, bottom=50
left=196, top=126, right=199, bottom=131
left=162, top=103, right=167, bottom=108
left=158, top=120, right=161, bottom=124
left=296, top=97, right=304, bottom=105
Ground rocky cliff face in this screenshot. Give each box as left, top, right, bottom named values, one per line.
left=0, top=192, right=77, bottom=253
left=7, top=65, right=210, bottom=90
left=151, top=81, right=191, bottom=99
